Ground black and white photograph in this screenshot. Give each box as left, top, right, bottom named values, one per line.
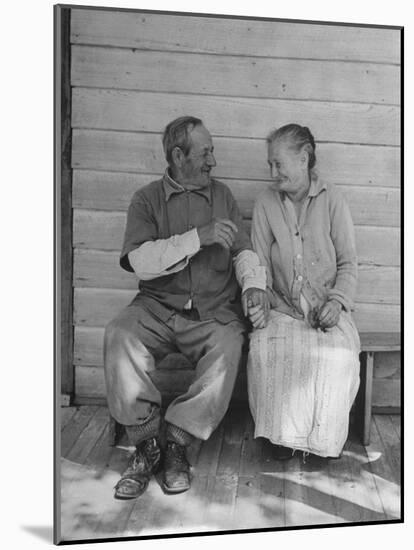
left=53, top=2, right=402, bottom=545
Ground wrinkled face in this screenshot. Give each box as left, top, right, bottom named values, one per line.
left=180, top=125, right=217, bottom=189
left=267, top=139, right=307, bottom=194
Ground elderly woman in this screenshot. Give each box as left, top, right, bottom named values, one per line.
left=247, top=124, right=360, bottom=459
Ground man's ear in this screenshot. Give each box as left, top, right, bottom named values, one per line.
left=171, top=146, right=184, bottom=167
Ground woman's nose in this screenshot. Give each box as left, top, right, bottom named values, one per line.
left=270, top=163, right=278, bottom=179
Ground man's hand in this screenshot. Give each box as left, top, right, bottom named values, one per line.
left=317, top=299, right=342, bottom=329
left=242, top=288, right=270, bottom=329
left=197, top=218, right=238, bottom=249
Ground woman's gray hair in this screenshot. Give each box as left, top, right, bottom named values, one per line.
left=162, top=116, right=203, bottom=165
left=267, top=124, right=317, bottom=169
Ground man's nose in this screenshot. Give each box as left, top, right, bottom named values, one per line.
left=207, top=152, right=216, bottom=167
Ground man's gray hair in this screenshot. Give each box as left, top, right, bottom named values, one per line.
left=162, top=116, right=203, bottom=165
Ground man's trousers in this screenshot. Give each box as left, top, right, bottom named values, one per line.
left=104, top=301, right=245, bottom=444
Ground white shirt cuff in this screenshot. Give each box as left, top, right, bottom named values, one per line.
left=234, top=249, right=267, bottom=293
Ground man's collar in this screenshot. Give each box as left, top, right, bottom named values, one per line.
left=163, top=169, right=212, bottom=204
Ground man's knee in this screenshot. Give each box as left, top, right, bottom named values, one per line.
left=203, top=323, right=245, bottom=379
left=104, top=312, right=154, bottom=368
left=104, top=311, right=158, bottom=375
left=104, top=315, right=134, bottom=350
left=215, top=322, right=245, bottom=355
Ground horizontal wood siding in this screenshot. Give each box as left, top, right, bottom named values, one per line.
left=72, top=171, right=400, bottom=226
left=72, top=130, right=400, bottom=187
left=75, top=326, right=404, bottom=367
left=72, top=288, right=400, bottom=332
left=73, top=210, right=401, bottom=265
left=72, top=87, right=400, bottom=145
left=70, top=9, right=401, bottom=407
left=73, top=250, right=400, bottom=304
left=70, top=10, right=400, bottom=63
left=71, top=48, right=400, bottom=106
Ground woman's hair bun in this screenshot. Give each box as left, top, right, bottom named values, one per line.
left=303, top=126, right=316, bottom=150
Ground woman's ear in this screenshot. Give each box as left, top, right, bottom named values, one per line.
left=300, top=147, right=309, bottom=168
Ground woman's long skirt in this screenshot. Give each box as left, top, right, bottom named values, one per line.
left=247, top=310, right=361, bottom=457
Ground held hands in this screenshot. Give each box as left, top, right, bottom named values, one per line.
left=242, top=288, right=270, bottom=330
left=197, top=218, right=238, bottom=249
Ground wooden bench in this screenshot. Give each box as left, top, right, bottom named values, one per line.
left=108, top=331, right=400, bottom=447
left=357, top=332, right=401, bottom=445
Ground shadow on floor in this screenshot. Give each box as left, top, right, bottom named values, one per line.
left=60, top=447, right=400, bottom=542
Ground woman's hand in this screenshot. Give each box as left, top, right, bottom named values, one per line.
left=317, top=299, right=342, bottom=329
left=248, top=304, right=268, bottom=329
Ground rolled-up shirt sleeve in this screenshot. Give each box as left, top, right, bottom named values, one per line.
left=128, top=229, right=200, bottom=280
left=224, top=186, right=266, bottom=292
left=120, top=193, right=200, bottom=279
left=328, top=188, right=358, bottom=311
left=233, top=249, right=267, bottom=293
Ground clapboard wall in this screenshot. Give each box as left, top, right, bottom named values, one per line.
left=68, top=8, right=401, bottom=407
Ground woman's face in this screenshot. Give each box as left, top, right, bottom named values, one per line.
left=267, top=139, right=308, bottom=195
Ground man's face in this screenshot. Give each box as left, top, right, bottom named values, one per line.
left=180, top=125, right=217, bottom=189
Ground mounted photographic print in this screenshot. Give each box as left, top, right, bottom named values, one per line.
left=54, top=3, right=402, bottom=544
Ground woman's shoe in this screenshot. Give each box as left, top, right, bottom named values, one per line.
left=327, top=453, right=342, bottom=460
left=272, top=444, right=294, bottom=460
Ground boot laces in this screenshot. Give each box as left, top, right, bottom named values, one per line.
left=167, top=442, right=189, bottom=467
left=126, top=437, right=159, bottom=474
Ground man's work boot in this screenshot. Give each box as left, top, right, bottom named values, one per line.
left=162, top=441, right=191, bottom=494
left=114, top=437, right=161, bottom=499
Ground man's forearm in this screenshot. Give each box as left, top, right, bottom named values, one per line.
left=233, top=249, right=267, bottom=293
left=128, top=229, right=200, bottom=280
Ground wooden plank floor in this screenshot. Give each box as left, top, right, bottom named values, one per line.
left=59, top=405, right=401, bottom=542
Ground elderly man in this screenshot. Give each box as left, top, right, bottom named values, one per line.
left=104, top=116, right=267, bottom=500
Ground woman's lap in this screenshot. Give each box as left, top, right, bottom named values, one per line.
left=247, top=310, right=360, bottom=456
